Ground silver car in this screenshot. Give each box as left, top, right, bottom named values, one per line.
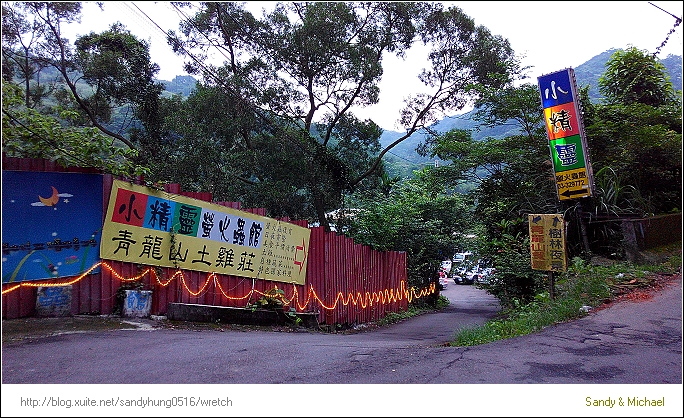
left=477, top=267, right=496, bottom=284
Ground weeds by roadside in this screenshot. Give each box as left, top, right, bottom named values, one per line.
left=451, top=242, right=682, bottom=346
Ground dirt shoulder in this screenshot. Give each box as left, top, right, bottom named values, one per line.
left=1, top=313, right=320, bottom=346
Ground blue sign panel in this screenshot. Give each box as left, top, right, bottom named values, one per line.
left=538, top=69, right=575, bottom=108
left=2, top=171, right=103, bottom=283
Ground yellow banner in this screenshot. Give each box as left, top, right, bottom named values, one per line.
left=528, top=214, right=567, bottom=272
left=100, top=180, right=310, bottom=285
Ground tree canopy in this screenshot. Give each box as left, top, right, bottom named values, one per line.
left=1, top=1, right=161, bottom=176
left=599, top=46, right=678, bottom=107
left=160, top=1, right=522, bottom=229
left=588, top=47, right=681, bottom=217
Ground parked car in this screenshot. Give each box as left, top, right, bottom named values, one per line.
left=439, top=275, right=449, bottom=290
left=452, top=252, right=473, bottom=264
left=440, top=259, right=453, bottom=275
left=451, top=267, right=474, bottom=285
left=467, top=266, right=484, bottom=284
left=478, top=267, right=496, bottom=284
left=451, top=252, right=474, bottom=284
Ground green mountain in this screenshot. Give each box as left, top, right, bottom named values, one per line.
left=19, top=49, right=678, bottom=179
left=159, top=75, right=198, bottom=97
left=574, top=49, right=682, bottom=101
left=379, top=49, right=683, bottom=177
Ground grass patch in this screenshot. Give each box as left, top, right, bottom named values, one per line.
left=452, top=242, right=681, bottom=347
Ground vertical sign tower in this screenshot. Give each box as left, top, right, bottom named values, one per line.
left=537, top=68, right=594, bottom=201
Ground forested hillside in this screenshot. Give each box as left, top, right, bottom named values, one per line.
left=379, top=49, right=682, bottom=177
left=4, top=3, right=680, bottom=314
left=25, top=48, right=677, bottom=181
left=159, top=75, right=197, bottom=97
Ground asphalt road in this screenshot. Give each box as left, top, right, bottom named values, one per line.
left=2, top=278, right=681, bottom=385
left=2, top=277, right=682, bottom=416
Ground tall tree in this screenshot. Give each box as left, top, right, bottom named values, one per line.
left=418, top=83, right=555, bottom=306
left=2, top=76, right=146, bottom=177
left=599, top=46, right=678, bottom=107
left=2, top=2, right=164, bottom=155
left=164, top=1, right=521, bottom=228
left=1, top=2, right=55, bottom=108
left=586, top=47, right=682, bottom=216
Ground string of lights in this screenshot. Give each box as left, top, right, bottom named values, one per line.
left=1, top=261, right=436, bottom=313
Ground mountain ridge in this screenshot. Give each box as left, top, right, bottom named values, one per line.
left=375, top=49, right=682, bottom=174
left=156, top=49, right=681, bottom=176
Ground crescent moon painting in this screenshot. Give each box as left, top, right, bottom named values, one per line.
left=38, top=186, right=60, bottom=206
left=30, top=186, right=73, bottom=208
left=3, top=170, right=103, bottom=283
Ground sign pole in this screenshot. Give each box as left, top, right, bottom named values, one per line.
left=548, top=271, right=555, bottom=301
left=578, top=200, right=591, bottom=255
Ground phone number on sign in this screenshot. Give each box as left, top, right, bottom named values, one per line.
left=558, top=179, right=586, bottom=189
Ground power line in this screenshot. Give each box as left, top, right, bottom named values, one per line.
left=117, top=2, right=167, bottom=43
left=118, top=3, right=433, bottom=179
left=648, top=2, right=683, bottom=21
left=648, top=2, right=683, bottom=57
left=128, top=2, right=308, bottom=145
left=128, top=3, right=223, bottom=87
left=169, top=2, right=234, bottom=66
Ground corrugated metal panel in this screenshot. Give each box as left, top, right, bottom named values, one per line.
left=2, top=156, right=419, bottom=324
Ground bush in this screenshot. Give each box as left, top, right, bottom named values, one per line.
left=452, top=244, right=680, bottom=347
left=484, top=242, right=546, bottom=308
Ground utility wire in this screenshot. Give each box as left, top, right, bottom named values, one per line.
left=648, top=1, right=683, bottom=21
left=129, top=0, right=317, bottom=164
left=128, top=2, right=273, bottom=122
left=125, top=3, right=436, bottom=182
left=648, top=2, right=683, bottom=57
left=169, top=2, right=234, bottom=65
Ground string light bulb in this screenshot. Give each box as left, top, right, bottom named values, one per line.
left=2, top=261, right=436, bottom=314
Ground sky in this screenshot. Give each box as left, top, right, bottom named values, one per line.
left=63, top=1, right=684, bottom=131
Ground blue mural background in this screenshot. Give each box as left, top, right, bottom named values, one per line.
left=2, top=171, right=103, bottom=283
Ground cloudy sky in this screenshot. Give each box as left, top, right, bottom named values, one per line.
left=65, top=1, right=683, bottom=130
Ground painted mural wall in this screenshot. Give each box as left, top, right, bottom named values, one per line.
left=2, top=171, right=103, bottom=283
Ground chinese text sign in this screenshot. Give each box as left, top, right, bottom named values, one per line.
left=537, top=68, right=594, bottom=201
left=100, top=180, right=311, bottom=285
left=529, top=214, right=567, bottom=272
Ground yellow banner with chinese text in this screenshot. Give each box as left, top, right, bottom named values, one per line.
left=100, top=180, right=310, bottom=285
left=528, top=214, right=567, bottom=272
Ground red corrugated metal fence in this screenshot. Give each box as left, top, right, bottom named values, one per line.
left=2, top=156, right=419, bottom=325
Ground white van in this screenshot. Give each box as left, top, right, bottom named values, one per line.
left=452, top=252, right=473, bottom=264
left=440, top=259, right=453, bottom=274
left=451, top=252, right=474, bottom=283
left=452, top=251, right=473, bottom=270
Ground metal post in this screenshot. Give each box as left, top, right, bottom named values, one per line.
left=548, top=271, right=555, bottom=301
left=578, top=200, right=591, bottom=255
